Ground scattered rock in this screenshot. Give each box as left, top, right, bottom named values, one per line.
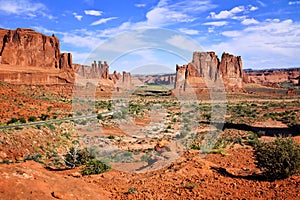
left=51, top=191, right=63, bottom=199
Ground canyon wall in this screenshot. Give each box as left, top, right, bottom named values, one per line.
left=174, top=52, right=243, bottom=93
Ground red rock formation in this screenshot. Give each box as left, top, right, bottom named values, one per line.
left=0, top=28, right=61, bottom=68
left=75, top=60, right=109, bottom=79
left=122, top=71, right=133, bottom=88
left=174, top=52, right=243, bottom=92
left=244, top=68, right=300, bottom=86
left=218, top=52, right=243, bottom=89
left=0, top=28, right=74, bottom=84
left=109, top=70, right=122, bottom=83
left=174, top=64, right=187, bottom=90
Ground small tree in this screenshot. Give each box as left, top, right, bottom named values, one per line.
left=254, top=137, right=300, bottom=180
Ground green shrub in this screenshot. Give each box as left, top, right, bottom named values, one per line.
left=81, top=159, right=111, bottom=176
left=108, top=135, right=115, bottom=140
left=40, top=114, right=50, bottom=121
left=126, top=187, right=137, bottom=194
left=28, top=116, right=37, bottom=122
left=97, top=114, right=104, bottom=120
left=254, top=137, right=300, bottom=180
left=19, top=118, right=26, bottom=123
left=7, top=118, right=18, bottom=125
left=64, top=147, right=94, bottom=168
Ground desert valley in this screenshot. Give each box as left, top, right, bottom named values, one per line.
left=0, top=26, right=299, bottom=200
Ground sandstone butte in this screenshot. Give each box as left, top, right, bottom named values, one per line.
left=0, top=27, right=299, bottom=90
left=0, top=28, right=134, bottom=89
left=174, top=51, right=243, bottom=93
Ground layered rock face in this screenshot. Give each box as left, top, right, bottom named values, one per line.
left=244, top=68, right=300, bottom=86
left=174, top=52, right=243, bottom=92
left=75, top=61, right=109, bottom=79
left=122, top=71, right=133, bottom=88
left=135, top=74, right=175, bottom=85
left=0, top=28, right=72, bottom=69
left=0, top=28, right=74, bottom=84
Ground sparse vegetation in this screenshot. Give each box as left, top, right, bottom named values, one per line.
left=81, top=159, right=111, bottom=176
left=254, top=137, right=300, bottom=180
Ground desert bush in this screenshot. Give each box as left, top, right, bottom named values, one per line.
left=81, top=159, right=111, bottom=176
left=7, top=118, right=18, bottom=125
left=28, top=116, right=36, bottom=122
left=254, top=137, right=300, bottom=180
left=64, top=147, right=94, bottom=168
left=19, top=117, right=26, bottom=123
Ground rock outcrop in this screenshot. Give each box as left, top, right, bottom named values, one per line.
left=75, top=61, right=109, bottom=79
left=135, top=74, right=175, bottom=85
left=122, top=71, right=133, bottom=88
left=0, top=28, right=72, bottom=69
left=0, top=28, right=74, bottom=84
left=244, top=68, right=300, bottom=86
left=174, top=52, right=243, bottom=92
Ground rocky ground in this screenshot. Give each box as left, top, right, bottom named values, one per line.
left=0, top=147, right=299, bottom=200
left=0, top=83, right=299, bottom=200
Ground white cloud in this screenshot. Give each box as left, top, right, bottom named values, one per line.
left=91, top=17, right=118, bottom=26
left=241, top=18, right=259, bottom=25
left=221, top=31, right=242, bottom=37
left=207, top=19, right=300, bottom=68
left=203, top=21, right=228, bottom=26
left=166, top=34, right=200, bottom=52
left=62, top=33, right=103, bottom=49
left=135, top=3, right=146, bottom=8
left=146, top=7, right=195, bottom=26
left=288, top=1, right=300, bottom=5
left=73, top=12, right=83, bottom=21
left=84, top=10, right=103, bottom=16
left=0, top=0, right=53, bottom=19
left=249, top=5, right=259, bottom=11
left=178, top=28, right=199, bottom=35
left=209, top=6, right=245, bottom=19
left=142, top=0, right=216, bottom=26
left=257, top=0, right=267, bottom=7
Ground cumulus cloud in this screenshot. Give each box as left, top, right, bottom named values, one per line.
left=73, top=12, right=83, bottom=21
left=91, top=17, right=118, bottom=26
left=249, top=5, right=259, bottom=11
left=207, top=19, right=300, bottom=68
left=178, top=28, right=199, bottom=35
left=84, top=10, right=103, bottom=16
left=241, top=18, right=259, bottom=25
left=209, top=6, right=245, bottom=19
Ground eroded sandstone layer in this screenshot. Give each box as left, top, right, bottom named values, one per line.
left=174, top=52, right=243, bottom=93
left=244, top=68, right=300, bottom=87
left=0, top=28, right=74, bottom=84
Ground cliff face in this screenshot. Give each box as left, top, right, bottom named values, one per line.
left=244, top=68, right=300, bottom=86
left=174, top=52, right=243, bottom=92
left=75, top=61, right=109, bottom=79
left=0, top=28, right=74, bottom=84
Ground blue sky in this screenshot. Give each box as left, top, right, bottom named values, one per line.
left=1, top=0, right=300, bottom=73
